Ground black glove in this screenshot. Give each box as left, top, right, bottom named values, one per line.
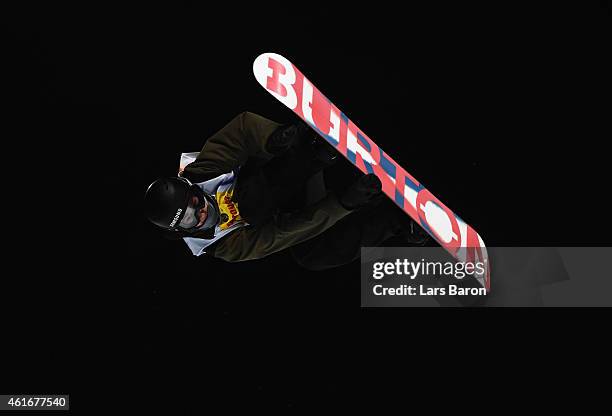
left=266, top=122, right=312, bottom=155
left=339, top=174, right=383, bottom=210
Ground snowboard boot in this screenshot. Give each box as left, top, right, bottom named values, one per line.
left=402, top=219, right=430, bottom=246
left=388, top=207, right=430, bottom=246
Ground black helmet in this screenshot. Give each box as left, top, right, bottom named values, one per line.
left=144, top=177, right=220, bottom=233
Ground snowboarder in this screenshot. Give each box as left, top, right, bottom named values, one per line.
left=144, top=112, right=427, bottom=270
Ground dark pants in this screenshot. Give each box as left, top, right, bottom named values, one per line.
left=290, top=193, right=402, bottom=270
left=235, top=143, right=405, bottom=271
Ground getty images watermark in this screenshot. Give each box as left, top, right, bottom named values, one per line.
left=371, top=258, right=488, bottom=296
left=363, top=247, right=612, bottom=307
left=360, top=247, right=491, bottom=307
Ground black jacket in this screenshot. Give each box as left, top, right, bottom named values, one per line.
left=181, top=112, right=352, bottom=262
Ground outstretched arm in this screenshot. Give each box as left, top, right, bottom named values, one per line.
left=182, top=112, right=282, bottom=183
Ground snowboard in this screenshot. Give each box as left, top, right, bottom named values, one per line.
left=253, top=53, right=489, bottom=290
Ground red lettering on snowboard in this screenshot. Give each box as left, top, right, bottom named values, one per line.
left=265, top=58, right=289, bottom=97
left=254, top=52, right=490, bottom=290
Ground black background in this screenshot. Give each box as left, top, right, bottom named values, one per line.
left=4, top=2, right=611, bottom=411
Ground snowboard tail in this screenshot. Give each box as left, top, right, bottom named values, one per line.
left=253, top=53, right=489, bottom=290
